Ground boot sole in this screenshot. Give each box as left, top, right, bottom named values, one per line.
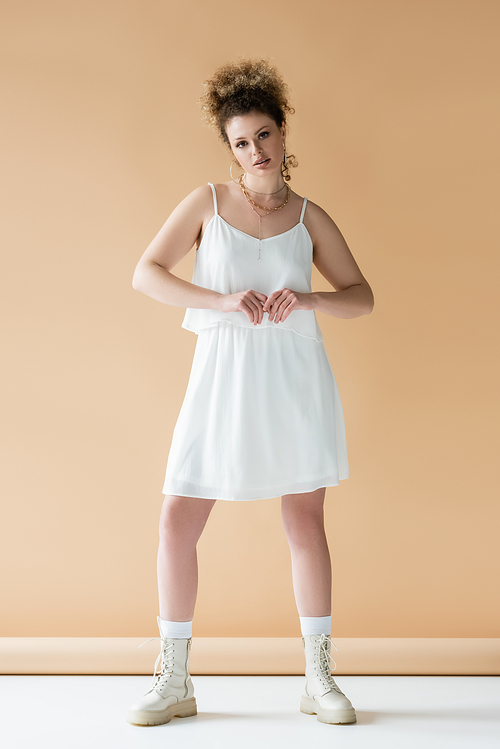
left=127, top=696, right=197, bottom=726
left=300, top=695, right=356, bottom=724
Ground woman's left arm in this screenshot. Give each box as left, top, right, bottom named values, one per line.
left=307, top=201, right=374, bottom=319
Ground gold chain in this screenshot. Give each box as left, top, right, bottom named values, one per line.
left=237, top=174, right=291, bottom=261
left=238, top=173, right=290, bottom=211
left=242, top=174, right=287, bottom=196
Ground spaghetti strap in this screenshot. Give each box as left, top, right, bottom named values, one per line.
left=207, top=182, right=218, bottom=216
left=299, top=197, right=308, bottom=223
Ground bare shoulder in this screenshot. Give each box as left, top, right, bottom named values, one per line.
left=133, top=183, right=215, bottom=273
left=175, top=182, right=214, bottom=221
left=302, top=198, right=370, bottom=291
left=302, top=198, right=344, bottom=243
left=168, top=183, right=217, bottom=241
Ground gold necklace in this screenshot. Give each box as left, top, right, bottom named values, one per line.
left=242, top=174, right=287, bottom=196
left=238, top=173, right=290, bottom=211
left=237, top=174, right=291, bottom=260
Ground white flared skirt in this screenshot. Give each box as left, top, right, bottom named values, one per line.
left=162, top=321, right=349, bottom=501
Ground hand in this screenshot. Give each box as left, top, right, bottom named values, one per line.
left=262, top=289, right=314, bottom=324
left=217, top=289, right=268, bottom=325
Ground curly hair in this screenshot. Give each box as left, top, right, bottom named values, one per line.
left=198, top=57, right=298, bottom=180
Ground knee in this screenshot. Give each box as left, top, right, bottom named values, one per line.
left=281, top=506, right=325, bottom=548
left=159, top=496, right=191, bottom=544
left=159, top=495, right=214, bottom=546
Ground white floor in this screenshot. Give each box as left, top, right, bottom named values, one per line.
left=1, top=675, right=499, bottom=748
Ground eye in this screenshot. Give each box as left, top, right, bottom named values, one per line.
left=236, top=141, right=247, bottom=148
left=259, top=131, right=270, bottom=139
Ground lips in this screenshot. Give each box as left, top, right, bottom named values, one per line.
left=253, top=158, right=270, bottom=166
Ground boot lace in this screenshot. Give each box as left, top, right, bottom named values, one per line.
left=138, top=636, right=176, bottom=692
left=314, top=633, right=344, bottom=694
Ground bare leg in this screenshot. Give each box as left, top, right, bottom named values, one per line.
left=157, top=494, right=217, bottom=621
left=281, top=487, right=331, bottom=616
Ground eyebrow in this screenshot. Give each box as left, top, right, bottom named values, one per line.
left=232, top=125, right=270, bottom=142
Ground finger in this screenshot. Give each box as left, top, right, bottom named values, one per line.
left=264, top=294, right=278, bottom=318
left=250, top=292, right=267, bottom=322
left=254, top=295, right=266, bottom=324
left=275, top=296, right=293, bottom=323
left=264, top=290, right=282, bottom=311
left=269, top=303, right=279, bottom=322
left=268, top=292, right=286, bottom=322
left=255, top=291, right=268, bottom=305
left=247, top=298, right=263, bottom=325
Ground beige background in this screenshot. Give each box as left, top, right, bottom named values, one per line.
left=1, top=0, right=499, bottom=641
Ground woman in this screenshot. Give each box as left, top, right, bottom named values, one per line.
left=127, top=58, right=374, bottom=728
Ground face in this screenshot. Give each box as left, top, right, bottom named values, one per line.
left=225, top=111, right=286, bottom=177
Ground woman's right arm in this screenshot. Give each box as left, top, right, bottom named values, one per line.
left=132, top=184, right=222, bottom=310
left=133, top=184, right=268, bottom=323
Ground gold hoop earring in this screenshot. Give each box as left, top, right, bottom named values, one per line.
left=230, top=159, right=244, bottom=183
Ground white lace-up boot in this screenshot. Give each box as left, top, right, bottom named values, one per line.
left=300, top=633, right=357, bottom=725
left=127, top=616, right=197, bottom=726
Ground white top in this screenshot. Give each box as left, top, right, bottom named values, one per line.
left=181, top=182, right=324, bottom=342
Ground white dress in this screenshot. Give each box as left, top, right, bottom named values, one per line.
left=162, top=183, right=349, bottom=501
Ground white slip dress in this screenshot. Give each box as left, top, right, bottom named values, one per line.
left=162, top=183, right=349, bottom=501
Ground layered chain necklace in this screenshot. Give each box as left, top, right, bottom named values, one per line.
left=237, top=173, right=291, bottom=261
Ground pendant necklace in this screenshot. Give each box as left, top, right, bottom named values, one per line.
left=237, top=173, right=290, bottom=261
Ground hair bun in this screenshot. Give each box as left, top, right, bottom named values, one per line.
left=199, top=57, right=296, bottom=151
